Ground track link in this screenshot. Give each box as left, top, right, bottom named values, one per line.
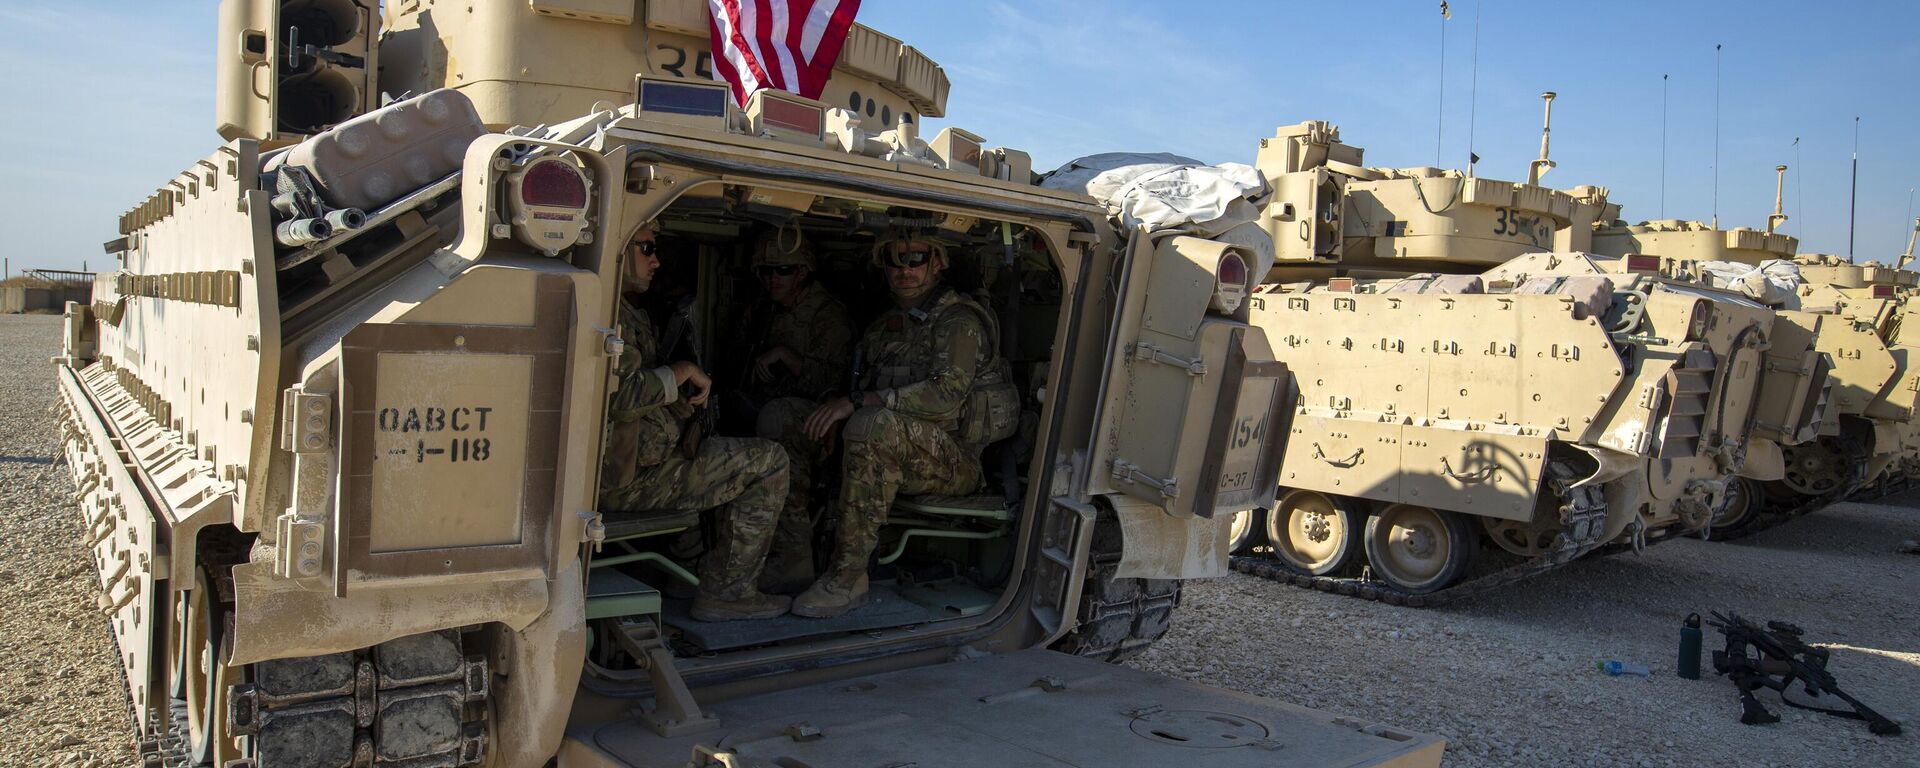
left=1231, top=465, right=1608, bottom=608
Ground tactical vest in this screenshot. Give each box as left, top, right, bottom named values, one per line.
left=865, top=288, right=1020, bottom=451
left=607, top=298, right=691, bottom=470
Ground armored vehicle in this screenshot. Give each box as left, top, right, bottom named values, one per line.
left=1227, top=115, right=1783, bottom=602
left=53, top=2, right=1445, bottom=766
left=1588, top=209, right=1917, bottom=535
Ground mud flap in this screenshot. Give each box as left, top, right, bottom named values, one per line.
left=1109, top=496, right=1228, bottom=579
left=1742, top=438, right=1786, bottom=482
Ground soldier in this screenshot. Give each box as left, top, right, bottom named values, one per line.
left=733, top=232, right=855, bottom=592
left=786, top=229, right=1018, bottom=617
left=600, top=224, right=793, bottom=622
left=737, top=232, right=854, bottom=407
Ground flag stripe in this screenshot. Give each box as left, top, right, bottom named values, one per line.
left=761, top=0, right=801, bottom=97
left=706, top=0, right=861, bottom=105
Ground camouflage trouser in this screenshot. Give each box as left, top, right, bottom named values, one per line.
left=598, top=435, right=788, bottom=600
left=826, top=406, right=981, bottom=576
left=757, top=397, right=832, bottom=564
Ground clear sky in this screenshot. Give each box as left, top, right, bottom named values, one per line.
left=3, top=0, right=1917, bottom=275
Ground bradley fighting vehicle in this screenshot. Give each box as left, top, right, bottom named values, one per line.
left=1587, top=198, right=1919, bottom=534
left=51, top=1, right=1446, bottom=766
left=1224, top=108, right=1791, bottom=603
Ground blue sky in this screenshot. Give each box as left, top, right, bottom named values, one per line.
left=4, top=1, right=1917, bottom=275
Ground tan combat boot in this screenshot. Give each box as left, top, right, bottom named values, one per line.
left=689, top=589, right=792, bottom=622
left=791, top=570, right=869, bottom=618
left=756, top=548, right=816, bottom=594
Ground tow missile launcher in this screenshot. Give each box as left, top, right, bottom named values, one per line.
left=1230, top=115, right=1779, bottom=602
left=54, top=2, right=1446, bottom=766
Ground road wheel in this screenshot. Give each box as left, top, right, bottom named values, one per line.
left=1227, top=507, right=1266, bottom=555
left=1266, top=490, right=1358, bottom=575
left=169, top=570, right=246, bottom=766
left=1703, top=476, right=1764, bottom=541
left=1363, top=504, right=1476, bottom=594
left=1782, top=441, right=1848, bottom=496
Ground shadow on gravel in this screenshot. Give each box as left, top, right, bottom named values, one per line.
left=1730, top=510, right=1916, bottom=557
left=0, top=455, right=54, bottom=465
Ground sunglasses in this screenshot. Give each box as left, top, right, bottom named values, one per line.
left=756, top=264, right=803, bottom=277
left=630, top=240, right=657, bottom=257
left=881, top=248, right=934, bottom=269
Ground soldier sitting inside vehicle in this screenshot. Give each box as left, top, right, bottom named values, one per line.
left=768, top=227, right=1019, bottom=618
left=729, top=231, right=855, bottom=593
left=598, top=223, right=794, bottom=622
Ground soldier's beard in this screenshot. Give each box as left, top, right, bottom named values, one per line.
left=891, top=280, right=935, bottom=304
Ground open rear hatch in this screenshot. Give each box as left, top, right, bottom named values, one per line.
left=561, top=649, right=1443, bottom=767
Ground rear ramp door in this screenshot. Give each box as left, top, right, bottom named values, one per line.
left=564, top=649, right=1443, bottom=767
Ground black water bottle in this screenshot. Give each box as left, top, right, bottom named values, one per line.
left=1679, top=613, right=1703, bottom=680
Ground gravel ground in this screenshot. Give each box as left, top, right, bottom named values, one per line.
left=0, top=314, right=137, bottom=767
left=1133, top=500, right=1920, bottom=767
left=5, top=312, right=1916, bottom=767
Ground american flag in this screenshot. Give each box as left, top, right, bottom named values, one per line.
left=706, top=0, right=863, bottom=107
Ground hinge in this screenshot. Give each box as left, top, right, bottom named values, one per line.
left=1111, top=458, right=1179, bottom=498
left=598, top=326, right=625, bottom=358
left=1131, top=342, right=1207, bottom=376
left=581, top=510, right=606, bottom=552
left=279, top=386, right=331, bottom=454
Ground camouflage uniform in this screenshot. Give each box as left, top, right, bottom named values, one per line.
left=598, top=295, right=788, bottom=602
left=748, top=280, right=854, bottom=566
left=744, top=280, right=853, bottom=404
left=819, top=285, right=1005, bottom=582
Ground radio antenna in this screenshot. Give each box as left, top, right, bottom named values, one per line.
left=1660, top=74, right=1669, bottom=218
left=1435, top=2, right=1451, bottom=166
left=1466, top=0, right=1483, bottom=176
left=1712, top=44, right=1722, bottom=229
left=1849, top=116, right=1860, bottom=260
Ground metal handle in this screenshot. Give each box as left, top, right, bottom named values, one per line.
left=1439, top=456, right=1497, bottom=484
left=1312, top=443, right=1363, bottom=468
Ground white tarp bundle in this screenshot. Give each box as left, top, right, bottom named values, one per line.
left=1697, top=259, right=1804, bottom=309
left=1040, top=153, right=1274, bottom=279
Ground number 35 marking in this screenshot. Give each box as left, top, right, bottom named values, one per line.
left=655, top=44, right=714, bottom=80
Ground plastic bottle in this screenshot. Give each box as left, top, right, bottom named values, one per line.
left=1678, top=613, right=1703, bottom=680
left=1597, top=660, right=1651, bottom=678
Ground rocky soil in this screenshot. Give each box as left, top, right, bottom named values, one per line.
left=5, top=312, right=1917, bottom=767
left=0, top=315, right=137, bottom=766
left=1134, top=499, right=1920, bottom=767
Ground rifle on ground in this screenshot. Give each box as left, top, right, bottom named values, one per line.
left=1707, top=611, right=1902, bottom=736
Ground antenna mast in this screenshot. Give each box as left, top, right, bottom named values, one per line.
left=1660, top=74, right=1669, bottom=218
left=1712, top=44, right=1722, bottom=229
left=1435, top=2, right=1449, bottom=166
left=1849, top=116, right=1860, bottom=260
left=1900, top=217, right=1919, bottom=271
left=1527, top=91, right=1557, bottom=185
left=1767, top=165, right=1789, bottom=235
left=1466, top=0, right=1483, bottom=176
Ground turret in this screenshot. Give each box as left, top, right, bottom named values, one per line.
left=215, top=0, right=950, bottom=145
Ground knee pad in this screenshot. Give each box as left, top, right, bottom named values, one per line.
left=843, top=406, right=893, bottom=444
left=755, top=397, right=811, bottom=439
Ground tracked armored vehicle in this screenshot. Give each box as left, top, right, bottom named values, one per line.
left=1227, top=116, right=1784, bottom=602
left=53, top=2, right=1447, bottom=766
left=1587, top=211, right=1919, bottom=535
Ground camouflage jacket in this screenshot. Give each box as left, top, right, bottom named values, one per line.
left=602, top=295, right=693, bottom=486
left=857, top=286, right=995, bottom=426
left=746, top=280, right=853, bottom=401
